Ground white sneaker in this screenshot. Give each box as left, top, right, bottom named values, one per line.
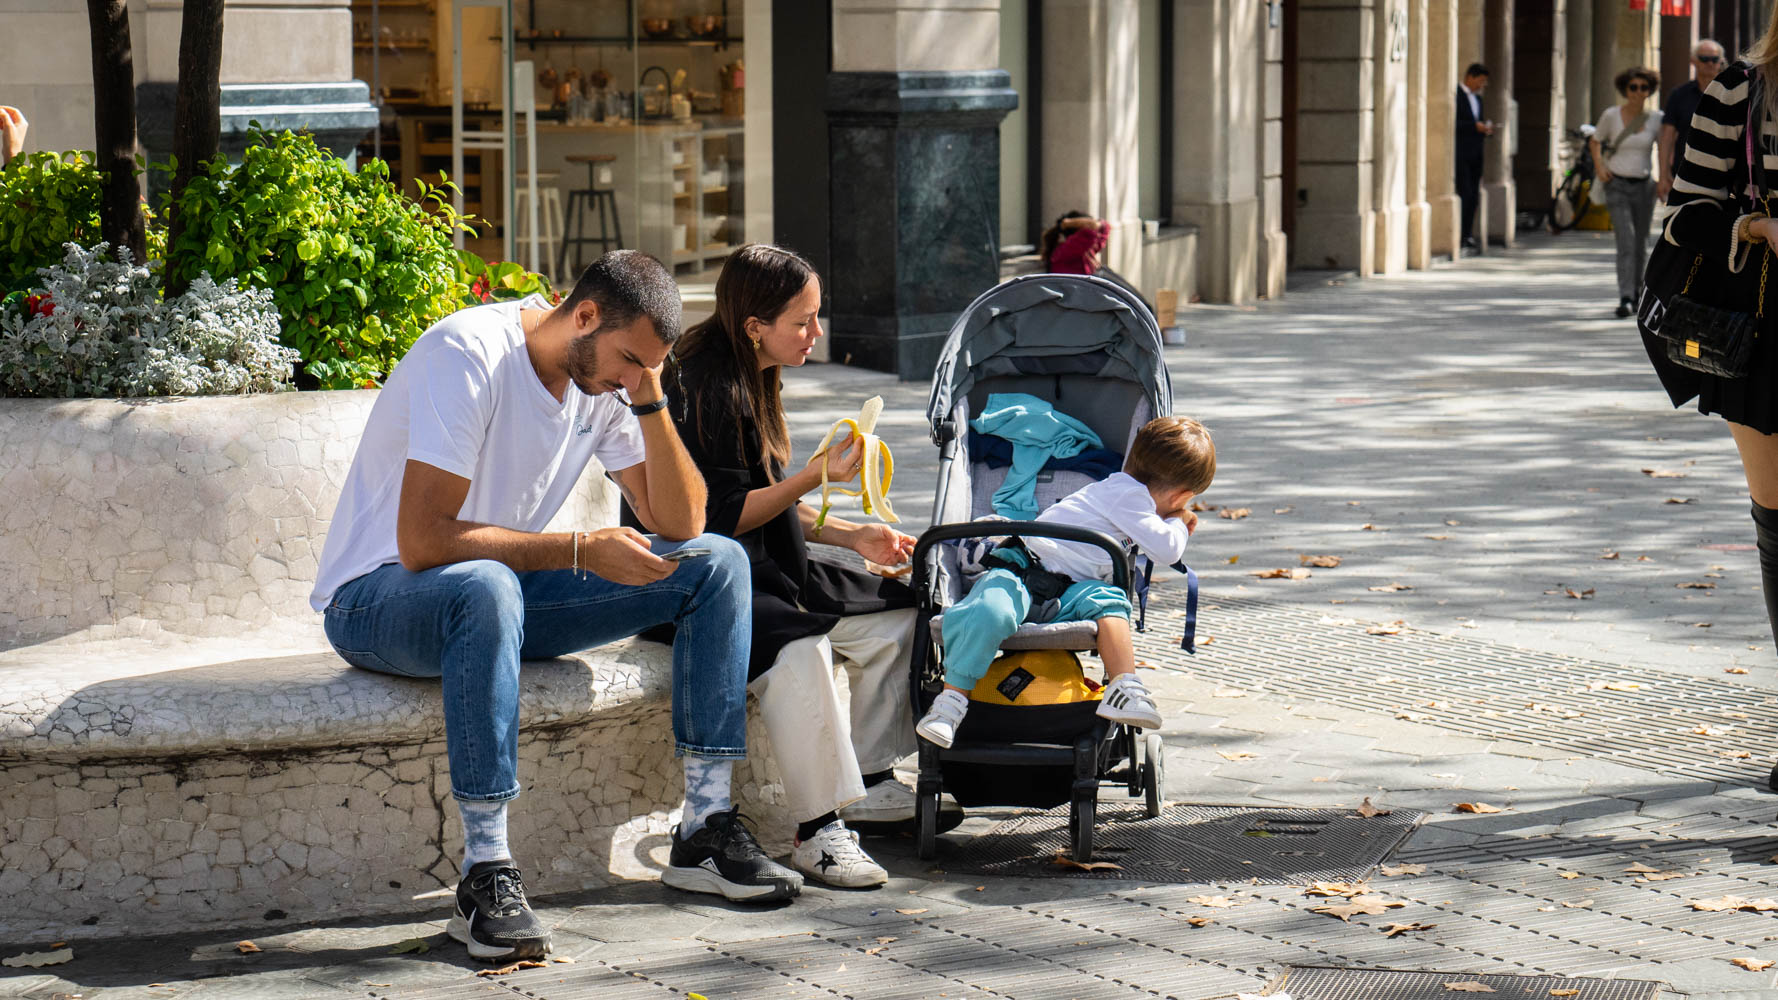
left=915, top=690, right=970, bottom=749
left=1097, top=673, right=1163, bottom=729
left=838, top=779, right=918, bottom=824
left=792, top=822, right=888, bottom=888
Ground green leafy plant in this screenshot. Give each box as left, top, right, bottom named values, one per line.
left=161, top=129, right=474, bottom=388
left=0, top=152, right=105, bottom=293
left=456, top=251, right=560, bottom=310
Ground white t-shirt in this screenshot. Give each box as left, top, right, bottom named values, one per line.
left=310, top=296, right=648, bottom=610
left=1596, top=105, right=1664, bottom=179
left=1021, top=472, right=1192, bottom=583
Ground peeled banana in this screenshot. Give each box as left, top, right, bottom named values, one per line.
left=812, top=395, right=899, bottom=533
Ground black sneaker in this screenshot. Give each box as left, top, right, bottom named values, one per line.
left=446, top=859, right=551, bottom=962
left=662, top=807, right=803, bottom=902
left=1616, top=298, right=1634, bottom=318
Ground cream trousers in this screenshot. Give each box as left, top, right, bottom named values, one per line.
left=747, top=607, right=918, bottom=822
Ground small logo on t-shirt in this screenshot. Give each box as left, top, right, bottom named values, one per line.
left=576, top=422, right=595, bottom=436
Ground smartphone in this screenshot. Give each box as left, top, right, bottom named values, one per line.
left=660, top=547, right=712, bottom=562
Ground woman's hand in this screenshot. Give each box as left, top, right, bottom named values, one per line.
left=808, top=430, right=864, bottom=485
left=1595, top=163, right=1614, bottom=184
left=851, top=523, right=916, bottom=566
left=1751, top=217, right=1778, bottom=246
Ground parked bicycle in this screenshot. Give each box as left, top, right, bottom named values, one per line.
left=1547, top=123, right=1599, bottom=232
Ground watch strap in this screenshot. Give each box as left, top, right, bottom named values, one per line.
left=629, top=395, right=670, bottom=416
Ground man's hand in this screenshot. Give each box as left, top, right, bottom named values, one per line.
left=631, top=362, right=666, bottom=406
left=1658, top=177, right=1673, bottom=200
left=851, top=523, right=915, bottom=566
left=0, top=106, right=26, bottom=165
left=580, top=526, right=677, bottom=585
left=1476, top=121, right=1496, bottom=136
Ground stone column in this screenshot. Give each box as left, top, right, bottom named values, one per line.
left=136, top=0, right=377, bottom=170
left=1294, top=0, right=1376, bottom=274
left=1405, top=0, right=1431, bottom=269
left=1482, top=0, right=1514, bottom=247
left=1565, top=0, right=1593, bottom=130
left=1259, top=0, right=1290, bottom=297
left=1040, top=0, right=1142, bottom=287
left=826, top=1, right=1016, bottom=378
left=1173, top=0, right=1262, bottom=302
left=1371, top=0, right=1409, bottom=274
left=1512, top=0, right=1566, bottom=218
left=1426, top=0, right=1461, bottom=257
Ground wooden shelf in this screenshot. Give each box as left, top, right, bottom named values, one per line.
left=702, top=186, right=728, bottom=195
left=355, top=41, right=433, bottom=50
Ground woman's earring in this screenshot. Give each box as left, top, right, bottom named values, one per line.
left=750, top=335, right=761, bottom=348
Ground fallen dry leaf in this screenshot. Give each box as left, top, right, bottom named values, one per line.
left=1187, top=895, right=1241, bottom=908
left=1637, top=871, right=1690, bottom=882
left=1213, top=687, right=1247, bottom=698
left=1443, top=984, right=1496, bottom=993
left=1665, top=497, right=1697, bottom=504
left=1380, top=863, right=1427, bottom=876
left=1220, top=507, right=1252, bottom=520
left=235, top=940, right=261, bottom=954
left=1588, top=681, right=1645, bottom=692
left=554, top=956, right=575, bottom=963
left=388, top=937, right=430, bottom=955
left=476, top=960, right=548, bottom=976
left=1637, top=554, right=1653, bottom=561
left=1303, top=881, right=1372, bottom=897
left=1190, top=501, right=1212, bottom=511
left=876, top=936, right=898, bottom=944
left=1253, top=567, right=1312, bottom=580
left=1731, top=957, right=1776, bottom=971
left=1311, top=895, right=1407, bottom=920
left=1677, top=581, right=1718, bottom=589
left=1694, top=725, right=1733, bottom=736
left=1274, top=506, right=1295, bottom=514
left=1559, top=871, right=1582, bottom=879
left=1186, top=916, right=1212, bottom=927
left=1727, top=667, right=1750, bottom=674
left=1052, top=852, right=1122, bottom=872
left=1426, top=534, right=1450, bottom=540
left=1551, top=991, right=1580, bottom=997
left=1301, top=554, right=1343, bottom=567
left=1383, top=921, right=1436, bottom=938
left=1623, top=863, right=1660, bottom=873
left=1356, top=797, right=1391, bottom=818
left=1564, top=588, right=1595, bottom=600
left=1721, top=750, right=1754, bottom=759
left=1368, top=582, right=1413, bottom=592
left=1642, top=468, right=1688, bottom=478
left=895, top=908, right=928, bottom=915
left=864, top=946, right=886, bottom=955
left=1444, top=519, right=1461, bottom=525
left=1599, top=551, right=1620, bottom=560
left=1360, top=523, right=1383, bottom=531
left=1454, top=802, right=1502, bottom=814
left=1217, top=750, right=1258, bottom=761
left=1, top=948, right=73, bottom=969
left=1367, top=623, right=1407, bottom=636
left=1560, top=899, right=1593, bottom=908
left=1691, top=896, right=1778, bottom=912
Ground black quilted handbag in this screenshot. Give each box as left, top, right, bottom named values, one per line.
left=1653, top=252, right=1763, bottom=378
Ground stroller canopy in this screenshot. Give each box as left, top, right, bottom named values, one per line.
left=926, top=274, right=1173, bottom=445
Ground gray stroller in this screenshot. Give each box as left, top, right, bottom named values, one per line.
left=908, top=273, right=1197, bottom=860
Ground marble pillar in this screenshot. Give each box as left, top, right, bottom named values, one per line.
left=1294, top=0, right=1376, bottom=274
left=1405, top=0, right=1432, bottom=270
left=1173, top=0, right=1263, bottom=302
left=1482, top=0, right=1515, bottom=247
left=1565, top=0, right=1594, bottom=130
left=1426, top=0, right=1461, bottom=257
left=1041, top=0, right=1142, bottom=286
left=825, top=1, right=1015, bottom=380
left=1259, top=0, right=1290, bottom=297
left=1371, top=0, right=1410, bottom=274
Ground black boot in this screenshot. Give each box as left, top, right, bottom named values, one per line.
left=1752, top=501, right=1778, bottom=653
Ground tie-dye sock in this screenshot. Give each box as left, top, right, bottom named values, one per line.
left=458, top=798, right=511, bottom=877
left=680, top=755, right=734, bottom=837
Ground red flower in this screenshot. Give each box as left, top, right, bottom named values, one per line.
left=24, top=293, right=54, bottom=317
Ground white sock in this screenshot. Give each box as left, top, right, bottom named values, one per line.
left=458, top=798, right=511, bottom=877
left=681, top=755, right=734, bottom=837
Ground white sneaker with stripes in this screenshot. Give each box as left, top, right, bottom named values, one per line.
left=1096, top=673, right=1163, bottom=729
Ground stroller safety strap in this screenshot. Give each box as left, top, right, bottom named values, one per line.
left=1171, top=562, right=1199, bottom=653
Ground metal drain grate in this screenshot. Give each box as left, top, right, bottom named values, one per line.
left=938, top=802, right=1424, bottom=883
left=1275, top=966, right=1662, bottom=999
left=1136, top=593, right=1776, bottom=785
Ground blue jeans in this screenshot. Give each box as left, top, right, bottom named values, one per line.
left=942, top=560, right=1132, bottom=691
left=323, top=534, right=751, bottom=802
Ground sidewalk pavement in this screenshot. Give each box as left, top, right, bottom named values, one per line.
left=8, top=229, right=1778, bottom=1000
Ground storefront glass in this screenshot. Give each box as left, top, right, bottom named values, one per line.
left=354, top=0, right=752, bottom=303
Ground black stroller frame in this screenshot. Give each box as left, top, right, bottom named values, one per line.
left=908, top=518, right=1165, bottom=861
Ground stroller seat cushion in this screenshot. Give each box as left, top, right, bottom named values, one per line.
left=930, top=613, right=1100, bottom=651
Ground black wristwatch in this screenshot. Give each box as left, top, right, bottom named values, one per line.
left=628, top=395, right=669, bottom=416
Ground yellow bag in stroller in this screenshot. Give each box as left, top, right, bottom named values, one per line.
left=969, top=649, right=1101, bottom=707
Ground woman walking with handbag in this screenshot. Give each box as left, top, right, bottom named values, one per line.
left=1658, top=18, right=1778, bottom=656
left=1592, top=67, right=1664, bottom=318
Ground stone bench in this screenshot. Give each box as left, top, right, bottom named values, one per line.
left=0, top=395, right=792, bottom=945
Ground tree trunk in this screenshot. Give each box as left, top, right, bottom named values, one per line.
left=85, top=0, right=146, bottom=264
left=164, top=0, right=226, bottom=298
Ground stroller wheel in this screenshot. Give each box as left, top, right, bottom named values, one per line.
left=1070, top=795, right=1096, bottom=861
left=1143, top=732, right=1166, bottom=818
left=916, top=789, right=939, bottom=859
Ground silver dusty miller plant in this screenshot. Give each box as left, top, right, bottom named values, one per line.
left=0, top=242, right=298, bottom=397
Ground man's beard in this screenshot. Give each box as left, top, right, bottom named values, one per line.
left=563, top=330, right=613, bottom=395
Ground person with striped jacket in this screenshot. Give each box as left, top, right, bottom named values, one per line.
left=1661, top=18, right=1778, bottom=656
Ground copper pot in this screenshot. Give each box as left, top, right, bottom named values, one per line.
left=554, top=80, right=574, bottom=106
left=641, top=17, right=673, bottom=38
left=686, top=14, right=723, bottom=37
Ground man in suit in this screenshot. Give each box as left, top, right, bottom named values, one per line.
left=1455, top=63, right=1496, bottom=253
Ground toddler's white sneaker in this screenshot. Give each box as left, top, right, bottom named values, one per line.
left=915, top=689, right=971, bottom=749
left=1097, top=673, right=1163, bottom=730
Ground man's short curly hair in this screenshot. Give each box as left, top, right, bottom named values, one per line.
left=1614, top=66, right=1660, bottom=96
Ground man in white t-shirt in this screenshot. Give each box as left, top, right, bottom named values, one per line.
left=311, top=251, right=800, bottom=964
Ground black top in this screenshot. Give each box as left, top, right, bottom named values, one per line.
left=1665, top=80, right=1705, bottom=178
left=1455, top=85, right=1487, bottom=163
left=621, top=345, right=915, bottom=679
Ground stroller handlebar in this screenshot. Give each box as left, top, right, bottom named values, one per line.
left=910, top=521, right=1134, bottom=601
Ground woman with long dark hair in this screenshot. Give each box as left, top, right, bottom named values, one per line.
left=651, top=243, right=935, bottom=887
left=1660, top=19, right=1778, bottom=654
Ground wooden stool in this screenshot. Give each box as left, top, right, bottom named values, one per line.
left=559, top=154, right=623, bottom=279
left=512, top=170, right=564, bottom=283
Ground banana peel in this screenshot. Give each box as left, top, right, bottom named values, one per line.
left=812, top=395, right=899, bottom=534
